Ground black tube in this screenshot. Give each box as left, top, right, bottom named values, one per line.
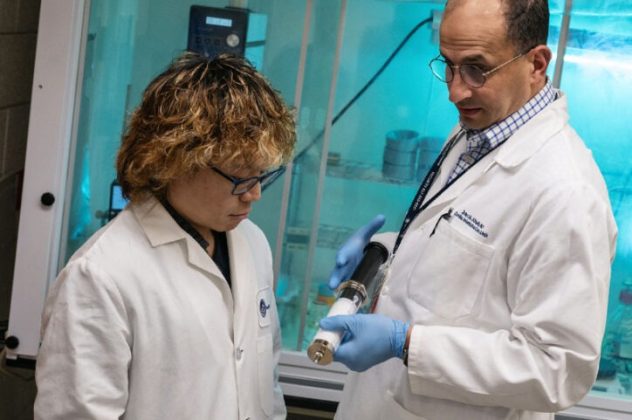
left=350, top=242, right=389, bottom=288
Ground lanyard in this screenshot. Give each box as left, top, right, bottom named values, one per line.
left=393, top=129, right=464, bottom=254
left=392, top=128, right=508, bottom=255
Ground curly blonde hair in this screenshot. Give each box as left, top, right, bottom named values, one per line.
left=116, top=52, right=296, bottom=202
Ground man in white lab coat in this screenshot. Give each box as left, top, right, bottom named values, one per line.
left=321, top=0, right=618, bottom=419
left=34, top=52, right=296, bottom=420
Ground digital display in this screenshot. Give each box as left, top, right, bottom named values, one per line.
left=206, top=16, right=233, bottom=27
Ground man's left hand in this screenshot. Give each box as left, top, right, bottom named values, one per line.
left=319, top=313, right=409, bottom=372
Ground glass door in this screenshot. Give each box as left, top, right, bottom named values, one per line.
left=60, top=0, right=307, bottom=265
left=274, top=2, right=632, bottom=414
left=275, top=0, right=569, bottom=354
left=558, top=0, right=632, bottom=401
left=276, top=0, right=458, bottom=352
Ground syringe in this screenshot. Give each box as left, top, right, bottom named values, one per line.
left=307, top=241, right=389, bottom=365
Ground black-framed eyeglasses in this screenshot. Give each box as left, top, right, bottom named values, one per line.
left=212, top=166, right=286, bottom=195
left=429, top=51, right=528, bottom=88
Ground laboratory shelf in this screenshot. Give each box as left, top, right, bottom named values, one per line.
left=325, top=158, right=421, bottom=187
left=285, top=224, right=355, bottom=250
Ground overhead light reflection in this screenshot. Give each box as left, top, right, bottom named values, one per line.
left=552, top=52, right=632, bottom=72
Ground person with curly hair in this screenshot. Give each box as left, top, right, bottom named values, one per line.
left=34, top=52, right=295, bottom=420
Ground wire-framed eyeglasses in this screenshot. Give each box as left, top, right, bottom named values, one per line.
left=429, top=51, right=528, bottom=88
left=212, top=166, right=286, bottom=195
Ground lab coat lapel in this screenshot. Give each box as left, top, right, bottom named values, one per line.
left=226, top=226, right=256, bottom=341
left=184, top=239, right=225, bottom=280
left=134, top=197, right=233, bottom=349
left=417, top=148, right=499, bottom=226
left=135, top=196, right=226, bottom=281
left=413, top=94, right=567, bottom=228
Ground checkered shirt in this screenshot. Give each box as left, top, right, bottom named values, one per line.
left=447, top=82, right=558, bottom=184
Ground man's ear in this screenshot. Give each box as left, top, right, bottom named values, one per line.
left=530, top=45, right=552, bottom=84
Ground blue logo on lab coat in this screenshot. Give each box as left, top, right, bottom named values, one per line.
left=259, top=298, right=270, bottom=318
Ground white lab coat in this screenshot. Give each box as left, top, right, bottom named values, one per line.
left=336, top=94, right=617, bottom=420
left=34, top=197, right=286, bottom=420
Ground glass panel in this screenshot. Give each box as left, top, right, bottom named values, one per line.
left=278, top=0, right=570, bottom=354
left=278, top=0, right=459, bottom=352
left=61, top=0, right=305, bottom=266
left=276, top=1, right=344, bottom=351
left=556, top=0, right=632, bottom=398
left=548, top=0, right=566, bottom=80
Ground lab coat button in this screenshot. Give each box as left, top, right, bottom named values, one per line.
left=235, top=347, right=244, bottom=360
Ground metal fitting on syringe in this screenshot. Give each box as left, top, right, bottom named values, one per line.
left=307, top=242, right=389, bottom=365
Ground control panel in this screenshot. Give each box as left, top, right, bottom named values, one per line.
left=188, top=5, right=249, bottom=58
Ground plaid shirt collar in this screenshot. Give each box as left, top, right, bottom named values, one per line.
left=462, top=81, right=558, bottom=155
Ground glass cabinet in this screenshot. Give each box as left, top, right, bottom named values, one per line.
left=8, top=0, right=632, bottom=415
left=557, top=0, right=632, bottom=401
left=274, top=0, right=455, bottom=353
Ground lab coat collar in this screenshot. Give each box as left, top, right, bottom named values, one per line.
left=133, top=196, right=192, bottom=246
left=132, top=196, right=225, bottom=280
left=414, top=94, right=568, bottom=228
left=494, top=92, right=567, bottom=168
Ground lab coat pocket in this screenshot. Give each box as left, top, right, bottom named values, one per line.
left=409, top=220, right=493, bottom=319
left=257, top=334, right=274, bottom=416
left=381, top=391, right=428, bottom=420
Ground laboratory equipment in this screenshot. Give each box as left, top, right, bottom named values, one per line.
left=307, top=241, right=389, bottom=365
left=108, top=181, right=128, bottom=221
left=382, top=129, right=419, bottom=181
left=7, top=0, right=632, bottom=417
left=601, top=279, right=632, bottom=394
left=187, top=5, right=249, bottom=58
left=416, top=136, right=442, bottom=181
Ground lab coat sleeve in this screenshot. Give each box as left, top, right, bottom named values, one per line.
left=34, top=257, right=132, bottom=420
left=406, top=182, right=616, bottom=412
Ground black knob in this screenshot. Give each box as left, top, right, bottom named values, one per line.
left=5, top=335, right=19, bottom=349
left=41, top=192, right=55, bottom=206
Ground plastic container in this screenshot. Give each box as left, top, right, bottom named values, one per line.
left=383, top=129, right=419, bottom=181
left=416, top=136, right=443, bottom=181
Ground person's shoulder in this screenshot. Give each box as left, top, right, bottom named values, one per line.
left=66, top=207, right=147, bottom=268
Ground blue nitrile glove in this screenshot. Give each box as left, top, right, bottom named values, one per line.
left=319, top=313, right=409, bottom=372
left=328, top=214, right=386, bottom=290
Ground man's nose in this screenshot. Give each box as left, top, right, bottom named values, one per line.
left=448, top=70, right=473, bottom=104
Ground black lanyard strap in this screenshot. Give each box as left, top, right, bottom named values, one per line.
left=393, top=128, right=509, bottom=255
left=393, top=129, right=464, bottom=254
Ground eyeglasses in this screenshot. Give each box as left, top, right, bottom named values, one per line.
left=429, top=51, right=527, bottom=88
left=212, top=166, right=286, bottom=195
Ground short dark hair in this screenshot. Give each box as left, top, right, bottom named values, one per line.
left=444, top=0, right=549, bottom=53
left=502, top=0, right=550, bottom=53
left=116, top=52, right=296, bottom=203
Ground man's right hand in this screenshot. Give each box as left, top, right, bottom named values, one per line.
left=328, top=214, right=385, bottom=289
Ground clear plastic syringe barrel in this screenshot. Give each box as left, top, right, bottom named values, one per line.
left=307, top=242, right=389, bottom=365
